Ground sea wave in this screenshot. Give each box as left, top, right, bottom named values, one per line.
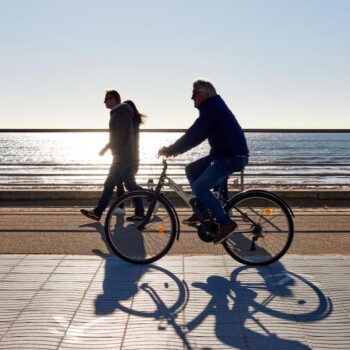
left=0, top=131, right=349, bottom=189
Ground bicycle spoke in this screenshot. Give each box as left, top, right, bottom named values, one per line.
left=105, top=191, right=177, bottom=264
left=223, top=192, right=293, bottom=265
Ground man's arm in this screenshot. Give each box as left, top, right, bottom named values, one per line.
left=99, top=143, right=110, bottom=156
left=160, top=111, right=216, bottom=157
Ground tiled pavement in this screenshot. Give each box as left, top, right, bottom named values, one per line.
left=0, top=254, right=350, bottom=349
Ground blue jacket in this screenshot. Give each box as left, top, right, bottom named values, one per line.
left=167, top=95, right=249, bottom=159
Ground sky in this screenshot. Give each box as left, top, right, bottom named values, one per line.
left=0, top=0, right=349, bottom=130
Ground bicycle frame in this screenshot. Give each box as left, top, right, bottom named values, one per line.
left=155, top=158, right=227, bottom=207
left=153, top=159, right=283, bottom=237
left=149, top=159, right=214, bottom=238
left=153, top=159, right=239, bottom=236
left=105, top=158, right=294, bottom=265
left=163, top=177, right=195, bottom=206
left=153, top=158, right=194, bottom=206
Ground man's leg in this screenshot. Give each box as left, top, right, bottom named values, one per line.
left=117, top=183, right=125, bottom=197
left=185, top=156, right=212, bottom=186
left=213, top=178, right=228, bottom=202
left=191, top=157, right=247, bottom=225
left=184, top=156, right=212, bottom=222
left=81, top=163, right=127, bottom=221
left=94, top=163, right=128, bottom=217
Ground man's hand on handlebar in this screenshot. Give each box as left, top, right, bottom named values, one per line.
left=158, top=146, right=171, bottom=157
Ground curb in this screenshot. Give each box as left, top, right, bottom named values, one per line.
left=0, top=189, right=349, bottom=206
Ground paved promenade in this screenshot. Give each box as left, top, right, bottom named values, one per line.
left=0, top=203, right=350, bottom=348
left=0, top=205, right=350, bottom=255
left=0, top=254, right=350, bottom=349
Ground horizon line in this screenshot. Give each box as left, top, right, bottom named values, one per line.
left=0, top=128, right=349, bottom=133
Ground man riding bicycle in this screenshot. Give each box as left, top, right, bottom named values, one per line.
left=159, top=79, right=249, bottom=244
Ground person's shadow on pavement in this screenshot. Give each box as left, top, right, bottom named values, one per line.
left=79, top=220, right=112, bottom=257
left=79, top=221, right=149, bottom=314
left=80, top=221, right=192, bottom=348
left=185, top=262, right=333, bottom=350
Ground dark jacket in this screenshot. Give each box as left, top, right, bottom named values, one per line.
left=109, top=103, right=135, bottom=163
left=167, top=95, right=249, bottom=159
left=132, top=118, right=140, bottom=163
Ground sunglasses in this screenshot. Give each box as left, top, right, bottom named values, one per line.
left=192, top=90, right=205, bottom=99
left=104, top=97, right=114, bottom=103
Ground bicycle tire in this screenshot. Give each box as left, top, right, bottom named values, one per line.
left=105, top=190, right=177, bottom=264
left=223, top=190, right=294, bottom=265
left=230, top=266, right=332, bottom=322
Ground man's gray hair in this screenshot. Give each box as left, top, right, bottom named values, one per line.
left=193, top=79, right=217, bottom=97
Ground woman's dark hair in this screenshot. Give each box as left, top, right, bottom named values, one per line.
left=123, top=100, right=146, bottom=125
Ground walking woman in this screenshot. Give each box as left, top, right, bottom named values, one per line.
left=113, top=100, right=146, bottom=217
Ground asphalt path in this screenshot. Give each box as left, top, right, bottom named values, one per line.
left=0, top=203, right=349, bottom=256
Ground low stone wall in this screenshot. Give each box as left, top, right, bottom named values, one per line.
left=0, top=189, right=349, bottom=207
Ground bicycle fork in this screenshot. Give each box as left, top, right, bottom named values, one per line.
left=137, top=191, right=160, bottom=230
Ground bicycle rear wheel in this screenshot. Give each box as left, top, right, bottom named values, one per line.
left=223, top=190, right=294, bottom=265
left=105, top=190, right=177, bottom=264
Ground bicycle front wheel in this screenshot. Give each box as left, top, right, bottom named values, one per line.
left=105, top=190, right=177, bottom=264
left=223, top=190, right=294, bottom=265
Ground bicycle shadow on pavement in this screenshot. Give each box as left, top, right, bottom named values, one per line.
left=81, top=222, right=192, bottom=347
left=186, top=260, right=333, bottom=350
left=79, top=224, right=333, bottom=349
left=93, top=255, right=191, bottom=348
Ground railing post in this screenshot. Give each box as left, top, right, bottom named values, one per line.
left=240, top=169, right=244, bottom=191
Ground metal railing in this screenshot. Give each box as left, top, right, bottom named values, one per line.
left=0, top=162, right=349, bottom=190
left=0, top=129, right=349, bottom=190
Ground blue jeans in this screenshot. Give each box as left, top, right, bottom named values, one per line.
left=185, top=156, right=248, bottom=225
left=95, top=162, right=144, bottom=216
left=116, top=165, right=140, bottom=209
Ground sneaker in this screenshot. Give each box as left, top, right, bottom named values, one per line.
left=182, top=212, right=210, bottom=225
left=126, top=215, right=146, bottom=222
left=80, top=209, right=101, bottom=221
left=114, top=207, right=126, bottom=215
left=213, top=221, right=238, bottom=245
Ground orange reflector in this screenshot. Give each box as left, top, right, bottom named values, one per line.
left=159, top=226, right=164, bottom=234
left=263, top=208, right=273, bottom=216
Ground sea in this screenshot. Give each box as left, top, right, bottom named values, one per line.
left=0, top=131, right=349, bottom=189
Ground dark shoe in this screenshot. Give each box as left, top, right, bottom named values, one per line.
left=126, top=215, right=146, bottom=222
left=213, top=221, right=238, bottom=245
left=182, top=212, right=210, bottom=225
left=80, top=209, right=101, bottom=221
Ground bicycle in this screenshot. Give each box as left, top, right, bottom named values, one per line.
left=105, top=158, right=294, bottom=265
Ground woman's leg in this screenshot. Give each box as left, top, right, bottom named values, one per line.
left=123, top=165, right=144, bottom=217
left=116, top=183, right=125, bottom=208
